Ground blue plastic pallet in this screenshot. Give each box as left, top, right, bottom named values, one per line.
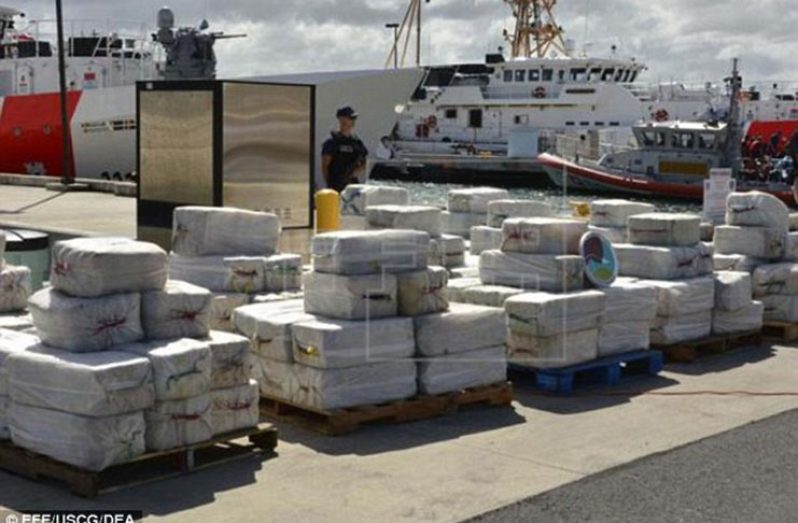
left=509, top=350, right=664, bottom=394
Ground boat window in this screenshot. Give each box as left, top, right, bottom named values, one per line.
left=558, top=70, right=565, bottom=82
left=672, top=132, right=696, bottom=149
left=570, top=68, right=587, bottom=82
left=503, top=70, right=513, bottom=82
left=514, top=115, right=529, bottom=125
left=565, top=121, right=575, bottom=126
left=594, top=122, right=605, bottom=127
left=640, top=130, right=655, bottom=146
left=542, top=69, right=553, bottom=81
left=609, top=122, right=620, bottom=127
left=588, top=68, right=602, bottom=82
left=580, top=121, right=590, bottom=126
left=615, top=69, right=625, bottom=82
left=622, top=70, right=632, bottom=82
left=445, top=109, right=457, bottom=119
left=697, top=132, right=717, bottom=149
left=655, top=132, right=667, bottom=147
left=529, top=69, right=541, bottom=82
left=469, top=109, right=483, bottom=128
left=629, top=71, right=639, bottom=83
left=515, top=69, right=526, bottom=82
left=601, top=69, right=615, bottom=82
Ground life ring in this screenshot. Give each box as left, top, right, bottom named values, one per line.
left=533, top=86, right=547, bottom=99
left=653, top=109, right=669, bottom=122
left=426, top=115, right=438, bottom=129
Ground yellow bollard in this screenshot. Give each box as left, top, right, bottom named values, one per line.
left=315, top=189, right=341, bottom=233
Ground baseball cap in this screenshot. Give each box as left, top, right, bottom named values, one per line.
left=336, top=106, right=358, bottom=119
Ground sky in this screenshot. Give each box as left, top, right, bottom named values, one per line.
left=16, top=0, right=798, bottom=86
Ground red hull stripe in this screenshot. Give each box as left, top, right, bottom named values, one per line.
left=0, top=91, right=82, bottom=177
left=746, top=120, right=798, bottom=140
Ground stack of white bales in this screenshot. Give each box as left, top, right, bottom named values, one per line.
left=588, top=200, right=655, bottom=244
left=0, top=329, right=40, bottom=439
left=596, top=280, right=659, bottom=356
left=444, top=187, right=509, bottom=239
left=168, top=207, right=302, bottom=331
left=339, top=184, right=409, bottom=230
left=0, top=231, right=33, bottom=316
left=615, top=214, right=716, bottom=345
left=712, top=271, right=763, bottom=334
left=471, top=200, right=554, bottom=256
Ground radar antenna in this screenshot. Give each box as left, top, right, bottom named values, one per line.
left=503, top=0, right=568, bottom=58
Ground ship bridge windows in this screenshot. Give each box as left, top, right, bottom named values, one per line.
left=445, top=108, right=458, bottom=119
left=570, top=68, right=587, bottom=82
left=529, top=69, right=541, bottom=82
left=672, top=132, right=695, bottom=149
left=629, top=71, right=639, bottom=83
left=503, top=70, right=513, bottom=82
left=588, top=68, right=603, bottom=82
left=655, top=131, right=667, bottom=147
left=698, top=132, right=718, bottom=150
left=622, top=70, right=632, bottom=83
left=601, top=69, right=615, bottom=82
left=640, top=130, right=655, bottom=146
left=615, top=70, right=626, bottom=82
left=515, top=70, right=526, bottom=82
left=542, top=69, right=553, bottom=81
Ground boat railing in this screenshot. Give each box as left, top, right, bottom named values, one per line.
left=554, top=133, right=633, bottom=161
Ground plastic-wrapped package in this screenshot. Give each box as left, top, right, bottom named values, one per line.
left=249, top=311, right=316, bottom=362
left=444, top=211, right=486, bottom=238
left=0, top=329, right=39, bottom=397
left=121, top=338, right=211, bottom=401
left=713, top=301, right=764, bottom=335
left=396, top=267, right=449, bottom=316
left=627, top=213, right=701, bottom=247
left=470, top=226, right=503, bottom=255
left=714, top=271, right=753, bottom=311
left=9, top=404, right=145, bottom=471
left=761, top=295, right=798, bottom=323
left=414, top=302, right=506, bottom=357
left=208, top=293, right=251, bottom=332
left=145, top=394, right=213, bottom=451
left=251, top=291, right=304, bottom=304
left=599, top=281, right=658, bottom=322
left=448, top=188, right=510, bottom=214
left=340, top=214, right=367, bottom=231
left=590, top=200, right=655, bottom=228
left=28, top=289, right=144, bottom=353
left=292, top=317, right=415, bottom=369
left=701, top=223, right=715, bottom=242
left=0, top=312, right=34, bottom=332
left=417, top=346, right=507, bottom=395
left=303, top=272, right=398, bottom=320
left=7, top=347, right=154, bottom=416
left=791, top=214, right=798, bottom=232
left=252, top=356, right=298, bottom=399
left=0, top=266, right=31, bottom=313
left=460, top=285, right=524, bottom=308
left=49, top=238, right=168, bottom=298
left=172, top=206, right=281, bottom=257
left=487, top=200, right=554, bottom=228
left=340, top=184, right=409, bottom=215
left=650, top=311, right=712, bottom=346
left=292, top=360, right=417, bottom=410
left=753, top=263, right=798, bottom=297
left=447, top=278, right=482, bottom=303
left=638, top=277, right=715, bottom=317
left=501, top=218, right=588, bottom=255
left=598, top=322, right=650, bottom=356
left=713, top=254, right=766, bottom=273
left=508, top=328, right=598, bottom=369
left=714, top=226, right=786, bottom=260
left=479, top=250, right=585, bottom=292
left=428, top=235, right=466, bottom=268
left=204, top=331, right=251, bottom=390
left=505, top=291, right=605, bottom=337
left=312, top=230, right=430, bottom=275
left=141, top=280, right=211, bottom=341
left=366, top=205, right=443, bottom=237
left=614, top=243, right=713, bottom=280
left=211, top=380, right=259, bottom=435
left=588, top=225, right=626, bottom=244
left=0, top=396, right=8, bottom=440
left=168, top=254, right=265, bottom=293
left=232, top=299, right=306, bottom=338
left=449, top=266, right=480, bottom=280
left=263, top=254, right=303, bottom=293
left=784, top=233, right=798, bottom=262
left=725, top=191, right=789, bottom=231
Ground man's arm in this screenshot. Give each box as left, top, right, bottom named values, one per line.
left=321, top=154, right=333, bottom=187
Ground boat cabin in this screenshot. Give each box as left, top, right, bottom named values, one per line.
left=632, top=121, right=727, bottom=152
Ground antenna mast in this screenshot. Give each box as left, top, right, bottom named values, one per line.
left=385, top=0, right=428, bottom=69
left=503, top=0, right=568, bottom=58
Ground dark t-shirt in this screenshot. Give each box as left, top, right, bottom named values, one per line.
left=322, top=132, right=368, bottom=192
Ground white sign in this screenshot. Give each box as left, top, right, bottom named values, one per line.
left=703, top=168, right=736, bottom=225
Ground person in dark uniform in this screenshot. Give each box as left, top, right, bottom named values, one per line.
left=321, top=106, right=369, bottom=193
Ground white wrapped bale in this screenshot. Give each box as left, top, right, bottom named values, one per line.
left=785, top=232, right=798, bottom=262
left=479, top=251, right=585, bottom=292
left=253, top=357, right=298, bottom=399
left=447, top=278, right=481, bottom=303
left=340, top=214, right=367, bottom=231
left=292, top=361, right=417, bottom=410
left=211, top=380, right=259, bottom=435
left=205, top=331, right=251, bottom=390
left=28, top=289, right=143, bottom=353
left=141, top=281, right=211, bottom=340
left=487, top=200, right=554, bottom=228
left=0, top=312, right=34, bottom=332
left=752, top=263, right=798, bottom=297
left=145, top=394, right=213, bottom=451
left=0, top=329, right=40, bottom=397
left=444, top=211, right=487, bottom=238
left=590, top=200, right=655, bottom=228
left=263, top=254, right=303, bottom=293
left=417, top=346, right=507, bottom=395
left=790, top=214, right=798, bottom=232
left=50, top=238, right=167, bottom=298
left=7, top=347, right=154, bottom=416
left=470, top=226, right=503, bottom=256
left=598, top=322, right=650, bottom=357
left=501, top=218, right=588, bottom=255
left=208, top=293, right=251, bottom=332
left=714, top=272, right=753, bottom=311
left=599, top=281, right=658, bottom=323
left=726, top=191, right=789, bottom=231
left=505, top=291, right=605, bottom=337
left=251, top=291, right=304, bottom=304
left=448, top=188, right=510, bottom=214
left=292, top=317, right=415, bottom=369
left=588, top=225, right=626, bottom=244
left=650, top=311, right=712, bottom=346
left=168, top=254, right=266, bottom=293
left=172, top=206, right=281, bottom=257
left=121, top=338, right=211, bottom=401
left=249, top=311, right=316, bottom=362
left=713, top=301, right=764, bottom=335
left=761, top=295, right=798, bottom=323
left=639, top=277, right=715, bottom=317
left=508, top=329, right=598, bottom=369
left=714, top=226, right=786, bottom=260
left=460, top=285, right=524, bottom=308
left=701, top=223, right=715, bottom=242
left=312, top=230, right=429, bottom=275
left=627, top=213, right=701, bottom=247
left=614, top=243, right=713, bottom=280
left=9, top=404, right=145, bottom=471
left=303, top=272, right=398, bottom=320
left=397, top=267, right=449, bottom=316
left=428, top=235, right=466, bottom=268
left=366, top=205, right=443, bottom=237
left=449, top=266, right=480, bottom=280
left=414, top=302, right=506, bottom=357
left=0, top=266, right=31, bottom=313
left=713, top=254, right=766, bottom=273
left=340, top=184, right=409, bottom=215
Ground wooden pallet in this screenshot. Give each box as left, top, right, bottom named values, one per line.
left=0, top=423, right=278, bottom=498
left=509, top=350, right=664, bottom=394
left=762, top=322, right=798, bottom=342
left=260, top=382, right=513, bottom=435
left=653, top=331, right=764, bottom=363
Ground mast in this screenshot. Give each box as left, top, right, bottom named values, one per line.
left=385, top=0, right=427, bottom=69
left=724, top=58, right=742, bottom=175
left=503, top=0, right=568, bottom=58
